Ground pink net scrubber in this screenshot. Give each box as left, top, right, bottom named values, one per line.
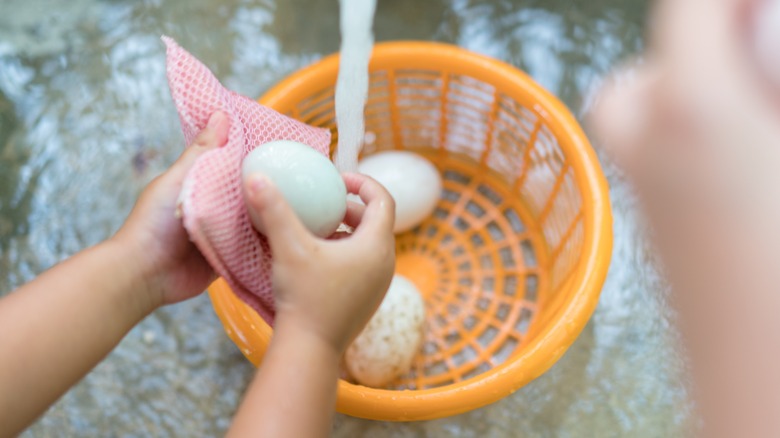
left=163, top=36, right=331, bottom=324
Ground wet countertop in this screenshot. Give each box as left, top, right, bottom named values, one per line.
left=0, top=0, right=692, bottom=436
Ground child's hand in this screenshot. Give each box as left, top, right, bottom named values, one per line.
left=113, top=112, right=230, bottom=307
left=243, top=172, right=396, bottom=354
left=228, top=174, right=394, bottom=437
left=591, top=0, right=780, bottom=271
left=590, top=0, right=780, bottom=435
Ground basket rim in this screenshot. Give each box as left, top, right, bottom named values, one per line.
left=209, top=40, right=613, bottom=421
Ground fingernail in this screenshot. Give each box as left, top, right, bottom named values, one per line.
left=207, top=111, right=225, bottom=130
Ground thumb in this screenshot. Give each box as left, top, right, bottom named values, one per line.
left=169, top=111, right=230, bottom=179
left=243, top=174, right=312, bottom=254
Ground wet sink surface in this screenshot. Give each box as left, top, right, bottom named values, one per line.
left=0, top=0, right=692, bottom=436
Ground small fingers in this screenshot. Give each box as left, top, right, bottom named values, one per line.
left=169, top=112, right=230, bottom=178
left=191, top=111, right=230, bottom=149
left=243, top=174, right=313, bottom=256
left=342, top=173, right=395, bottom=236
left=343, top=201, right=366, bottom=229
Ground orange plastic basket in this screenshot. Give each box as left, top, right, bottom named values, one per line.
left=208, top=41, right=612, bottom=421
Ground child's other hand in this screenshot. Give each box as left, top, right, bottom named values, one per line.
left=590, top=0, right=780, bottom=273
left=244, top=172, right=395, bottom=354
left=114, top=112, right=229, bottom=307
left=590, top=0, right=780, bottom=435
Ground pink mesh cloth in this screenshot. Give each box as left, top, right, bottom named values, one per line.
left=163, top=36, right=331, bottom=324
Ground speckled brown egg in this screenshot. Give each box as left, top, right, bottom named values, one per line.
left=345, top=274, right=426, bottom=387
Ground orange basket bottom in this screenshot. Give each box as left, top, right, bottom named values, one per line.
left=352, top=151, right=546, bottom=390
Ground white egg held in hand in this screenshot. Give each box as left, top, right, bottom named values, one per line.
left=345, top=274, right=426, bottom=388
left=357, top=151, right=442, bottom=233
left=242, top=140, right=347, bottom=238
